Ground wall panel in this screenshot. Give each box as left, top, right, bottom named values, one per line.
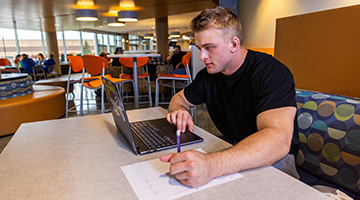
left=275, top=4, right=360, bottom=97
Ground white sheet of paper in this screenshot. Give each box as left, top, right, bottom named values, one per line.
left=121, top=149, right=243, bottom=200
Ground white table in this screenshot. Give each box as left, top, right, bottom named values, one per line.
left=109, top=54, right=160, bottom=109
left=0, top=107, right=330, bottom=199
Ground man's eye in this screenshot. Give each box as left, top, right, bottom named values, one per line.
left=206, top=46, right=214, bottom=50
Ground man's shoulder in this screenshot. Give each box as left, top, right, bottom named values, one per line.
left=246, top=49, right=288, bottom=71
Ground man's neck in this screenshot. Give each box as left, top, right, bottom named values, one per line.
left=221, top=47, right=247, bottom=76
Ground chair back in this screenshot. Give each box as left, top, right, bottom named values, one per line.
left=82, top=55, right=109, bottom=75
left=46, top=65, right=58, bottom=78
left=0, top=58, right=10, bottom=66
left=31, top=65, right=46, bottom=81
left=68, top=56, right=84, bottom=73
left=119, top=57, right=149, bottom=68
left=182, top=52, right=192, bottom=82
left=32, top=65, right=45, bottom=73
left=46, top=65, right=56, bottom=73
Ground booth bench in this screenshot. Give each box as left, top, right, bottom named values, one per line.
left=295, top=89, right=360, bottom=198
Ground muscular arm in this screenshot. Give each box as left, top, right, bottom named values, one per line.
left=161, top=106, right=296, bottom=187
left=207, top=106, right=295, bottom=175
left=167, top=90, right=196, bottom=132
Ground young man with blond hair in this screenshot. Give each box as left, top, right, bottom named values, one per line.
left=160, top=7, right=300, bottom=187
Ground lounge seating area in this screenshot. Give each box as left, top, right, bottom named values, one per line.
left=0, top=84, right=65, bottom=136
left=295, top=89, right=360, bottom=198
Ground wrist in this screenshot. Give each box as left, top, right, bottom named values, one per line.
left=206, top=152, right=224, bottom=179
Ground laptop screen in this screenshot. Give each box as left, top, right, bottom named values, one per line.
left=102, top=76, right=138, bottom=154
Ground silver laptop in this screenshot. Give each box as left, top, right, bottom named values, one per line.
left=101, top=76, right=203, bottom=155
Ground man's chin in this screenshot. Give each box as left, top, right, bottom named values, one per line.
left=206, top=67, right=219, bottom=74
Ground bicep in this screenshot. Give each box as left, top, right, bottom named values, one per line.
left=169, top=90, right=196, bottom=112
left=256, top=106, right=296, bottom=142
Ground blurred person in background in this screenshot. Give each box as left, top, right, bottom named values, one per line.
left=20, top=54, right=35, bottom=74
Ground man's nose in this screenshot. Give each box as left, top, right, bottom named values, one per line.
left=199, top=50, right=208, bottom=61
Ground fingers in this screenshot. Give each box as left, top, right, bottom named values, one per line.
left=186, top=117, right=194, bottom=132
left=166, top=109, right=193, bottom=133
left=164, top=151, right=211, bottom=188
left=159, top=153, right=175, bottom=162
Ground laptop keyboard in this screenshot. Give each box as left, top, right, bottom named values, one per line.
left=130, top=121, right=176, bottom=149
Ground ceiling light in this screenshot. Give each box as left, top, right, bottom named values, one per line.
left=182, top=35, right=190, bottom=40
left=77, top=0, right=94, bottom=6
left=117, top=11, right=138, bottom=22
left=119, top=0, right=135, bottom=8
left=170, top=31, right=180, bottom=38
left=107, top=17, right=125, bottom=26
left=143, top=33, right=154, bottom=39
left=75, top=9, right=98, bottom=21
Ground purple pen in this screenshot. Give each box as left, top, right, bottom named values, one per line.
left=176, top=130, right=181, bottom=153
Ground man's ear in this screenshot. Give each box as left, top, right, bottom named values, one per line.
left=230, top=37, right=240, bottom=53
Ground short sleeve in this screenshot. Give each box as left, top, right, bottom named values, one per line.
left=184, top=68, right=207, bottom=105
left=253, top=66, right=296, bottom=116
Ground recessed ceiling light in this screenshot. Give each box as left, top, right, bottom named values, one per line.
left=117, top=11, right=138, bottom=22
left=75, top=9, right=98, bottom=21
left=107, top=17, right=125, bottom=27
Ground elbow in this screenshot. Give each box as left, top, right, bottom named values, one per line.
left=279, top=131, right=293, bottom=159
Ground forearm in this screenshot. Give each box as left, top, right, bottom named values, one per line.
left=208, top=127, right=291, bottom=178
left=168, top=90, right=193, bottom=112
left=167, top=54, right=174, bottom=62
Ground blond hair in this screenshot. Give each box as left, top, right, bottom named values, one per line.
left=190, top=7, right=243, bottom=46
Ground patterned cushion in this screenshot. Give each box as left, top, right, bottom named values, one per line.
left=138, top=65, right=172, bottom=94
left=295, top=89, right=360, bottom=195
left=106, top=65, right=133, bottom=93
left=0, top=76, right=33, bottom=100
left=107, top=65, right=172, bottom=95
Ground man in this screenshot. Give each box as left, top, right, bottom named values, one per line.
left=160, top=7, right=299, bottom=188
left=167, top=45, right=187, bottom=73
left=148, top=52, right=168, bottom=81
left=111, top=47, right=124, bottom=67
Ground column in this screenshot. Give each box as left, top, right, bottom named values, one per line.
left=155, top=17, right=169, bottom=58
left=94, top=33, right=99, bottom=56
left=13, top=21, right=20, bottom=55
left=121, top=33, right=129, bottom=50
left=62, top=31, right=67, bottom=63
left=45, top=32, right=61, bottom=75
left=106, top=35, right=111, bottom=54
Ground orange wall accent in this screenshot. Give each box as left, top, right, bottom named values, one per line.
left=249, top=48, right=274, bottom=56
left=274, top=5, right=360, bottom=98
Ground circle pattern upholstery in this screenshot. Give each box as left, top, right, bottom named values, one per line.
left=0, top=76, right=33, bottom=100
left=296, top=89, right=360, bottom=195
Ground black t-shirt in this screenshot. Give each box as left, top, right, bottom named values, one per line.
left=112, top=58, right=121, bottom=66
left=169, top=51, right=187, bottom=68
left=184, top=50, right=299, bottom=155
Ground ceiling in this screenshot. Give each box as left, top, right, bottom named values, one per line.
left=0, top=0, right=217, bottom=36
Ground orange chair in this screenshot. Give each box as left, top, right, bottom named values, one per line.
left=155, top=52, right=192, bottom=107
left=66, top=56, right=85, bottom=117
left=66, top=56, right=106, bottom=117
left=81, top=55, right=133, bottom=115
left=119, top=57, right=152, bottom=107
left=0, top=58, right=19, bottom=73
left=0, top=58, right=10, bottom=67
